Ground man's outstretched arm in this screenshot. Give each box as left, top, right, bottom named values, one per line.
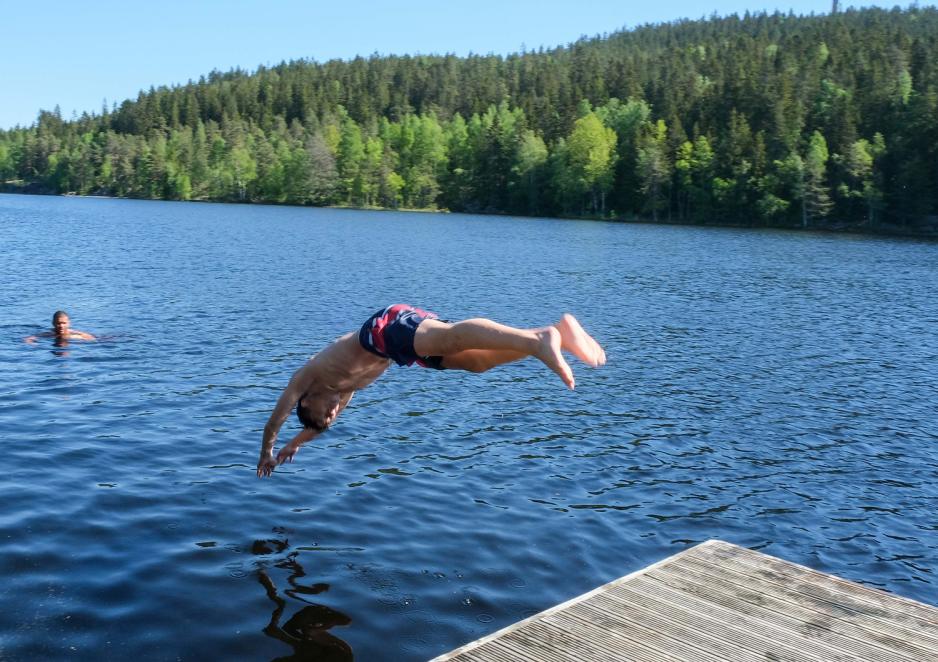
left=257, top=364, right=313, bottom=477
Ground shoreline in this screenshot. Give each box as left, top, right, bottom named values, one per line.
left=2, top=187, right=936, bottom=240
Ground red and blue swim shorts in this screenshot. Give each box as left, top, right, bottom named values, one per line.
left=358, top=304, right=446, bottom=369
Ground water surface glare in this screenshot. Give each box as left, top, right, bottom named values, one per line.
left=1, top=193, right=937, bottom=660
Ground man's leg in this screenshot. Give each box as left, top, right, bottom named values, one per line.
left=439, top=348, right=528, bottom=373
left=438, top=313, right=607, bottom=373
left=415, top=317, right=574, bottom=387
left=414, top=315, right=604, bottom=389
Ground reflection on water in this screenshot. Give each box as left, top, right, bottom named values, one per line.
left=52, top=336, right=72, bottom=357
left=0, top=195, right=936, bottom=661
left=26, top=333, right=119, bottom=358
left=258, top=556, right=353, bottom=661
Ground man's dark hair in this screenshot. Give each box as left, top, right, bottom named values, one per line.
left=52, top=310, right=68, bottom=323
left=296, top=397, right=326, bottom=432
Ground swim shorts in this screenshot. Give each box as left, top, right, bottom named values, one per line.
left=358, top=304, right=446, bottom=369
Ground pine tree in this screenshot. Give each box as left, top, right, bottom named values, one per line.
left=636, top=119, right=670, bottom=221
left=804, top=130, right=833, bottom=224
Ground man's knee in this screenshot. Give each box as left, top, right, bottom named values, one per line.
left=460, top=354, right=488, bottom=373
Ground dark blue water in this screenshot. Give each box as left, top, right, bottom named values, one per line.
left=1, top=193, right=936, bottom=661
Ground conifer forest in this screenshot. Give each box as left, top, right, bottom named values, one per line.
left=2, top=7, right=936, bottom=232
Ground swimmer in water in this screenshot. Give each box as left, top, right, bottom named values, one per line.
left=24, top=311, right=96, bottom=344
left=257, top=304, right=606, bottom=478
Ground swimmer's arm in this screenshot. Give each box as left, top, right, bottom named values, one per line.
left=72, top=330, right=96, bottom=340
left=24, top=335, right=38, bottom=344
left=261, top=383, right=300, bottom=454
left=257, top=386, right=296, bottom=478
left=257, top=363, right=316, bottom=475
left=275, top=427, right=318, bottom=465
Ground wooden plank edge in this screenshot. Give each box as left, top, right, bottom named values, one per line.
left=428, top=539, right=722, bottom=661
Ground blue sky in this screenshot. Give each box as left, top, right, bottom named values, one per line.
left=1, top=0, right=897, bottom=130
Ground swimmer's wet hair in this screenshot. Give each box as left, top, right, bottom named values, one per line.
left=296, top=397, right=327, bottom=432
left=53, top=310, right=68, bottom=323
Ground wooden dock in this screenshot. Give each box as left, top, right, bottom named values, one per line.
left=432, top=539, right=938, bottom=661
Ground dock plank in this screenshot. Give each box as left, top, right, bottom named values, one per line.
left=564, top=598, right=777, bottom=662
left=596, top=585, right=834, bottom=661
left=657, top=556, right=938, bottom=655
left=696, top=542, right=938, bottom=626
left=622, top=573, right=920, bottom=661
left=432, top=540, right=938, bottom=662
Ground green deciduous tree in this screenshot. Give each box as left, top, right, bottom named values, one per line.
left=596, top=98, right=651, bottom=216
left=509, top=130, right=549, bottom=215
left=838, top=133, right=886, bottom=227
left=562, top=112, right=617, bottom=215
left=674, top=134, right=715, bottom=222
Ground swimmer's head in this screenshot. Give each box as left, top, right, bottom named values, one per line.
left=52, top=311, right=70, bottom=337
left=296, top=393, right=341, bottom=432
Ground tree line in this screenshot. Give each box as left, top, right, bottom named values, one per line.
left=1, top=6, right=936, bottom=231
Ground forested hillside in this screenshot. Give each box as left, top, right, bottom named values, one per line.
left=1, top=6, right=936, bottom=231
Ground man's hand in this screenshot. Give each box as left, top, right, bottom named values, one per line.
left=275, top=428, right=316, bottom=468
left=256, top=442, right=303, bottom=477
left=276, top=439, right=301, bottom=465
left=257, top=452, right=278, bottom=478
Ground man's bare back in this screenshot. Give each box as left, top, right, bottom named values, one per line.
left=257, top=305, right=605, bottom=477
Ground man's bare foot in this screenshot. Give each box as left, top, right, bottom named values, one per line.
left=555, top=314, right=606, bottom=367
left=535, top=327, right=575, bottom=389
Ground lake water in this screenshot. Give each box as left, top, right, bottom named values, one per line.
left=1, top=193, right=936, bottom=660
